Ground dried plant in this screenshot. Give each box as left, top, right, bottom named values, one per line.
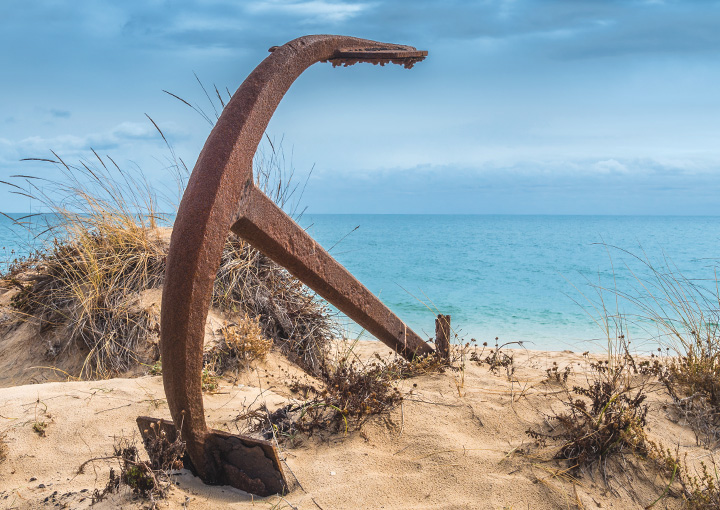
left=212, top=236, right=337, bottom=373
left=527, top=337, right=654, bottom=477
left=589, top=247, right=720, bottom=447
left=205, top=314, right=273, bottom=374
left=471, top=338, right=517, bottom=381
left=89, top=430, right=185, bottom=506
left=1, top=119, right=337, bottom=378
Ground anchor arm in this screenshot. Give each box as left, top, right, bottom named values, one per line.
left=233, top=184, right=433, bottom=358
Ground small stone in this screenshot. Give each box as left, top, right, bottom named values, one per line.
left=29, top=477, right=37, bottom=482
left=38, top=483, right=46, bottom=488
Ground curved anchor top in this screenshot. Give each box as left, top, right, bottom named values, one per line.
left=161, top=35, right=433, bottom=487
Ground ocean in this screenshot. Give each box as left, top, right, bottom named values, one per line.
left=2, top=214, right=719, bottom=353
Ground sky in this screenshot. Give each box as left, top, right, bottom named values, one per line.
left=1, top=0, right=720, bottom=215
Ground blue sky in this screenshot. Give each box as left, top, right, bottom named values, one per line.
left=2, top=0, right=719, bottom=214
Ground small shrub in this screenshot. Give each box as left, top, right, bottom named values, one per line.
left=594, top=249, right=720, bottom=447
left=90, top=431, right=185, bottom=505
left=682, top=457, right=720, bottom=510
left=471, top=339, right=516, bottom=380
left=660, top=342, right=720, bottom=447
left=650, top=446, right=720, bottom=510
left=223, top=315, right=272, bottom=361
left=204, top=315, right=273, bottom=376
left=239, top=352, right=419, bottom=441
left=527, top=348, right=652, bottom=474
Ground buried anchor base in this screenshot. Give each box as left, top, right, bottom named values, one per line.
left=136, top=416, right=288, bottom=497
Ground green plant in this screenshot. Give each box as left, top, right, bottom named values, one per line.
left=148, top=359, right=162, bottom=376
left=31, top=398, right=50, bottom=437
left=201, top=367, right=219, bottom=392
left=32, top=421, right=48, bottom=437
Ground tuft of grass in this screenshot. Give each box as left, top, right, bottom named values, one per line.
left=1, top=127, right=337, bottom=378
left=591, top=248, right=720, bottom=447
left=7, top=222, right=166, bottom=379
left=212, top=236, right=337, bottom=373
left=2, top=152, right=172, bottom=379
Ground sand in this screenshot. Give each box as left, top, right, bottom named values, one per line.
left=0, top=339, right=707, bottom=510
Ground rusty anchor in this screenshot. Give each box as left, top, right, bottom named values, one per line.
left=139, top=35, right=434, bottom=497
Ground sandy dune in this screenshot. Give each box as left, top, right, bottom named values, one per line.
left=0, top=341, right=704, bottom=509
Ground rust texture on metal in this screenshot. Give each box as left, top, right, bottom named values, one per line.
left=158, top=35, right=432, bottom=493
left=136, top=416, right=286, bottom=496
left=435, top=314, right=451, bottom=360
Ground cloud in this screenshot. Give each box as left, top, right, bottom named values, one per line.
left=3, top=0, right=719, bottom=61
left=301, top=157, right=720, bottom=214
left=339, top=0, right=720, bottom=59
left=593, top=159, right=628, bottom=174
left=0, top=122, right=163, bottom=165
left=49, top=109, right=71, bottom=119
left=247, top=1, right=371, bottom=23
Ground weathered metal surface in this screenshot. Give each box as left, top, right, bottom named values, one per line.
left=158, top=34, right=432, bottom=493
left=232, top=185, right=434, bottom=359
left=136, top=416, right=286, bottom=497
left=435, top=314, right=451, bottom=360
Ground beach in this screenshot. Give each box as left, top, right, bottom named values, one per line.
left=0, top=214, right=718, bottom=508
left=0, top=338, right=704, bottom=509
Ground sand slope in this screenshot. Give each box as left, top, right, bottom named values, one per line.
left=0, top=343, right=703, bottom=509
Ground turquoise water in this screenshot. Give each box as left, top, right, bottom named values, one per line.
left=300, top=215, right=720, bottom=352
left=2, top=214, right=719, bottom=352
